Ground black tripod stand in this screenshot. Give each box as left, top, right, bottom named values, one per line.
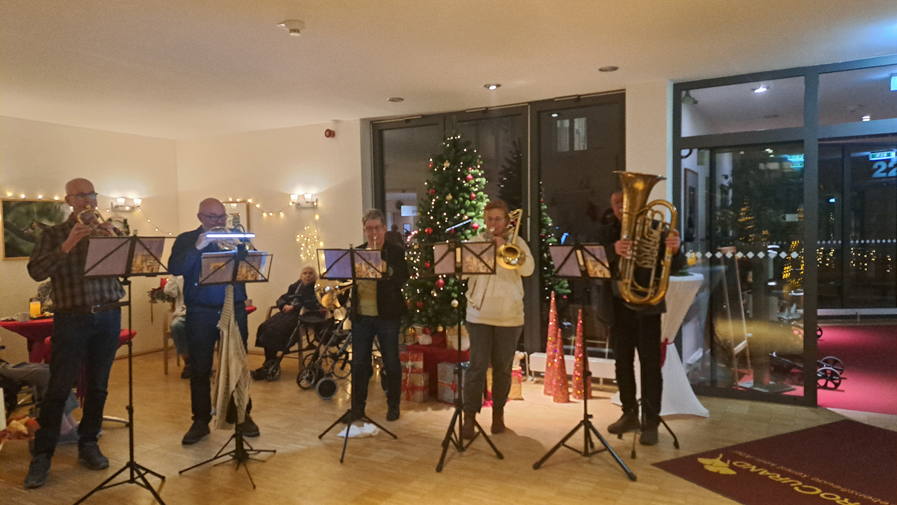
left=532, top=243, right=635, bottom=481
left=77, top=237, right=167, bottom=504
left=433, top=240, right=503, bottom=472
left=179, top=398, right=275, bottom=489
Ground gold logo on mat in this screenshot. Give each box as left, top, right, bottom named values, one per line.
left=699, top=454, right=737, bottom=475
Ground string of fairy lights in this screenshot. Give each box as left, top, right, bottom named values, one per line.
left=3, top=191, right=323, bottom=252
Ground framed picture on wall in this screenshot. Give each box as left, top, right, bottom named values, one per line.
left=2, top=199, right=72, bottom=259
left=683, top=168, right=698, bottom=243
left=222, top=201, right=250, bottom=232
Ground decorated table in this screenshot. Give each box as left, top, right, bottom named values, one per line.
left=0, top=318, right=55, bottom=363
left=611, top=273, right=709, bottom=417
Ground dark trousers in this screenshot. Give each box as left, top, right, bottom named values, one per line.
left=463, top=322, right=522, bottom=413
left=610, top=298, right=663, bottom=418
left=33, top=309, right=121, bottom=457
left=350, top=315, right=401, bottom=414
left=186, top=304, right=248, bottom=424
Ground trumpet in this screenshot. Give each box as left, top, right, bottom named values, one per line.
left=208, top=226, right=239, bottom=251
left=77, top=205, right=116, bottom=237
left=491, top=209, right=526, bottom=270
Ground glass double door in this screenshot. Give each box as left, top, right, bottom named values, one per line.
left=818, top=139, right=897, bottom=309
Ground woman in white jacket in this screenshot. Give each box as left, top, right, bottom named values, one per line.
left=462, top=199, right=534, bottom=439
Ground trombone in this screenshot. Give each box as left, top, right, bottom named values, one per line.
left=494, top=209, right=526, bottom=270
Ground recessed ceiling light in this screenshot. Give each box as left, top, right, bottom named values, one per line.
left=276, top=19, right=305, bottom=37
left=599, top=66, right=619, bottom=72
left=551, top=113, right=559, bottom=118
left=484, top=84, right=501, bottom=90
left=763, top=114, right=779, bottom=119
left=862, top=115, right=871, bottom=121
left=752, top=85, right=769, bottom=94
left=387, top=97, right=404, bottom=102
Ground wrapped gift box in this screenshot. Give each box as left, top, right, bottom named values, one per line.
left=436, top=362, right=467, bottom=404
left=400, top=350, right=424, bottom=370
left=407, top=344, right=470, bottom=398
left=401, top=369, right=428, bottom=402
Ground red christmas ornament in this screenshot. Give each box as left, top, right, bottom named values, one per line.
left=429, top=162, right=434, bottom=168
left=469, top=193, right=476, bottom=201
left=425, top=227, right=433, bottom=235
left=424, top=261, right=431, bottom=269
left=429, top=188, right=436, bottom=195
left=471, top=223, right=479, bottom=231
left=449, top=228, right=455, bottom=235
left=436, top=278, right=445, bottom=289
left=416, top=301, right=424, bottom=309
left=423, top=327, right=431, bottom=335
left=466, top=174, right=473, bottom=181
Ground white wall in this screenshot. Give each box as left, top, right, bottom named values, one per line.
left=0, top=117, right=179, bottom=363
left=626, top=80, right=673, bottom=200
left=175, top=120, right=364, bottom=340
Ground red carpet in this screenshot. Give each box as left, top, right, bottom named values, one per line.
left=817, top=325, right=897, bottom=415
left=655, top=420, right=897, bottom=505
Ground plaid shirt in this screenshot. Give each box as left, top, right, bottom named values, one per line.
left=28, top=215, right=125, bottom=311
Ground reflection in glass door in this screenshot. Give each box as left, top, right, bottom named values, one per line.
left=818, top=140, right=897, bottom=309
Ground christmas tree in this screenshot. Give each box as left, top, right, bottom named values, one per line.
left=404, top=135, right=488, bottom=335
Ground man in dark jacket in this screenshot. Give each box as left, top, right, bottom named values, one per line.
left=349, top=209, right=409, bottom=422
left=251, top=266, right=322, bottom=380
left=597, top=190, right=684, bottom=445
left=169, top=197, right=257, bottom=445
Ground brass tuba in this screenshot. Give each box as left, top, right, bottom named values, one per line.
left=77, top=205, right=115, bottom=236
left=495, top=209, right=526, bottom=270
left=615, top=171, right=678, bottom=305
left=315, top=281, right=352, bottom=311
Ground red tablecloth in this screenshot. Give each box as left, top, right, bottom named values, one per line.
left=0, top=319, right=54, bottom=363
left=246, top=306, right=257, bottom=315
left=407, top=344, right=470, bottom=398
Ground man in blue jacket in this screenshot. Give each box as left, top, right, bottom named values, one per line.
left=169, top=198, right=258, bottom=445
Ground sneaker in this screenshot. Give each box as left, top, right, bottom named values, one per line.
left=607, top=411, right=640, bottom=435
left=386, top=406, right=400, bottom=422
left=461, top=412, right=477, bottom=440
left=491, top=410, right=505, bottom=435
left=345, top=409, right=365, bottom=424
left=24, top=454, right=51, bottom=489
left=78, top=442, right=109, bottom=470
left=639, top=417, right=660, bottom=446
left=238, top=416, right=260, bottom=437
left=180, top=364, right=192, bottom=380
left=181, top=422, right=210, bottom=445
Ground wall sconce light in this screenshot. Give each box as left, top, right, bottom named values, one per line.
left=291, top=193, right=318, bottom=208
left=111, top=197, right=141, bottom=212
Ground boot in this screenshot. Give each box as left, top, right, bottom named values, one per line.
left=640, top=416, right=660, bottom=446
left=491, top=410, right=505, bottom=434
left=607, top=411, right=640, bottom=435
left=461, top=411, right=477, bottom=440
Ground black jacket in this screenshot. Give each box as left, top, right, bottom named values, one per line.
left=276, top=281, right=320, bottom=312
left=350, top=240, right=409, bottom=321
left=594, top=218, right=686, bottom=322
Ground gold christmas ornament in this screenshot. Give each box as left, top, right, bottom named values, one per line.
left=446, top=194, right=453, bottom=202
left=451, top=299, right=459, bottom=308
left=443, top=161, right=450, bottom=168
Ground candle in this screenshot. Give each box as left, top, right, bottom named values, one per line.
left=29, top=299, right=41, bottom=318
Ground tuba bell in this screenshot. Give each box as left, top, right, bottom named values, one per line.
left=315, top=281, right=352, bottom=311
left=77, top=205, right=115, bottom=236
left=495, top=209, right=526, bottom=270
left=615, top=171, right=678, bottom=305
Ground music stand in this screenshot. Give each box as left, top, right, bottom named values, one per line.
left=316, top=248, right=397, bottom=463
left=532, top=244, right=636, bottom=481
left=76, top=235, right=169, bottom=504
left=431, top=240, right=504, bottom=472
left=179, top=244, right=274, bottom=489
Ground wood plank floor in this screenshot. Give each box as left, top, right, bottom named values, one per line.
left=1, top=352, right=892, bottom=505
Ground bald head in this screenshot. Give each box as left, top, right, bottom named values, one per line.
left=197, top=198, right=227, bottom=231
left=64, top=178, right=97, bottom=215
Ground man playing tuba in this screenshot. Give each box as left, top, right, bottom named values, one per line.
left=596, top=188, right=684, bottom=446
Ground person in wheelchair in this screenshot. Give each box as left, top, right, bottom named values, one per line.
left=251, top=266, right=324, bottom=381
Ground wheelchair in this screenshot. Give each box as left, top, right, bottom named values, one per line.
left=253, top=308, right=331, bottom=382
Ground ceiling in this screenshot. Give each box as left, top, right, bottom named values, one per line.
left=2, top=0, right=895, bottom=139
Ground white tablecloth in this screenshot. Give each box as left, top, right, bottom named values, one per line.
left=611, top=274, right=709, bottom=417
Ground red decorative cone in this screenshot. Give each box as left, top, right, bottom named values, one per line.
left=552, top=327, right=570, bottom=403
left=543, top=291, right=559, bottom=396
left=572, top=309, right=592, bottom=400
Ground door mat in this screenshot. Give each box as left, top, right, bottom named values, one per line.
left=654, top=420, right=896, bottom=505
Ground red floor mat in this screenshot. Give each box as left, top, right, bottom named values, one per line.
left=817, top=324, right=897, bottom=415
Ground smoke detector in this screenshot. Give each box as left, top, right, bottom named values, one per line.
left=277, top=20, right=305, bottom=37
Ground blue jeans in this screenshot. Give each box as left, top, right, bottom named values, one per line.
left=170, top=316, right=188, bottom=356
left=186, top=304, right=248, bottom=424
left=350, top=316, right=401, bottom=413
left=33, top=309, right=121, bottom=456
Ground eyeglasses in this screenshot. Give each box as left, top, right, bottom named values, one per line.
left=199, top=213, right=228, bottom=221
left=364, top=225, right=384, bottom=233
left=66, top=192, right=98, bottom=201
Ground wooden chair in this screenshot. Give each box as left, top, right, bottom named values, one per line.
left=162, top=302, right=181, bottom=375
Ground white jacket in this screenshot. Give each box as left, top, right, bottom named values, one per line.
left=464, top=233, right=534, bottom=327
